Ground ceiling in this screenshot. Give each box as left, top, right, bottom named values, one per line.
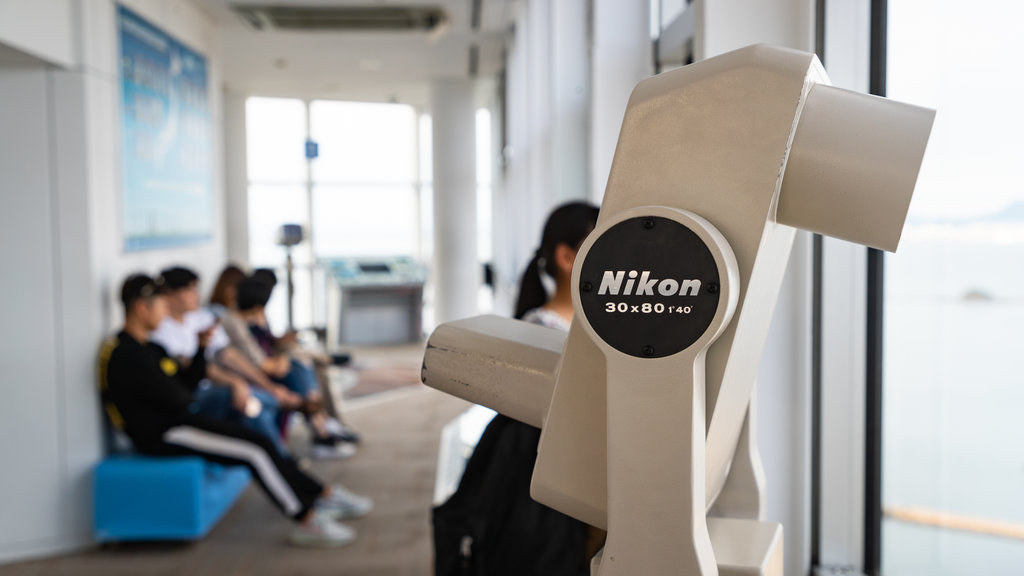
left=192, top=0, right=513, bottom=106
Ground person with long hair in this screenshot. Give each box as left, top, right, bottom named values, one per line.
left=434, top=201, right=601, bottom=576
left=209, top=264, right=246, bottom=315
left=514, top=201, right=601, bottom=323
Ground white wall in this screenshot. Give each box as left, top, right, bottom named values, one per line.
left=75, top=0, right=227, bottom=324
left=0, top=0, right=75, bottom=68
left=0, top=67, right=72, bottom=563
left=0, top=0, right=225, bottom=564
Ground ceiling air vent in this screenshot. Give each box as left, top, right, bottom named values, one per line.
left=231, top=5, right=448, bottom=33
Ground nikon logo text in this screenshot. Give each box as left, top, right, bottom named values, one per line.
left=597, top=270, right=701, bottom=296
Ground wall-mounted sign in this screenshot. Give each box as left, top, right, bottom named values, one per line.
left=305, top=139, right=319, bottom=160
left=118, top=5, right=212, bottom=251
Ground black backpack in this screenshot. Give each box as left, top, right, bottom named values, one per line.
left=433, top=414, right=589, bottom=576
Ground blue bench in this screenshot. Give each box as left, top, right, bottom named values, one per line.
left=94, top=455, right=251, bottom=542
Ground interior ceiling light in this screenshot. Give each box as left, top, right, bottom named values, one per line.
left=230, top=4, right=448, bottom=33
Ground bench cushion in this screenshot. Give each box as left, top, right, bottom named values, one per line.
left=94, top=455, right=250, bottom=541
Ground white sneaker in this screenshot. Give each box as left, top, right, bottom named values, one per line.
left=316, top=484, right=374, bottom=520
left=289, top=510, right=357, bottom=548
left=310, top=441, right=357, bottom=460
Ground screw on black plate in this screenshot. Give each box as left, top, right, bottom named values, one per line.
left=642, top=218, right=656, bottom=230
left=581, top=281, right=593, bottom=292
left=706, top=283, right=719, bottom=294
left=642, top=345, right=655, bottom=357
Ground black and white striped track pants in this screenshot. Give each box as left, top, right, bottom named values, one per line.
left=139, top=414, right=324, bottom=521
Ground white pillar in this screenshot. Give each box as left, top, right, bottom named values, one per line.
left=223, top=91, right=249, bottom=265
left=432, top=79, right=479, bottom=324
left=551, top=0, right=590, bottom=204
left=590, top=0, right=652, bottom=203
left=526, top=1, right=552, bottom=216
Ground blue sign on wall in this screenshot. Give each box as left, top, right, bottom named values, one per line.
left=118, top=5, right=213, bottom=251
left=305, top=139, right=319, bottom=160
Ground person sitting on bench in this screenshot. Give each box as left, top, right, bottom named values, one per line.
left=213, top=265, right=359, bottom=446
left=223, top=274, right=360, bottom=457
left=98, top=273, right=372, bottom=547
left=150, top=266, right=289, bottom=455
left=154, top=266, right=353, bottom=458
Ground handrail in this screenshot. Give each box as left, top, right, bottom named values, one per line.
left=884, top=506, right=1024, bottom=542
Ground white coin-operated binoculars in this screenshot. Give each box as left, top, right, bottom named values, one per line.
left=423, top=45, right=934, bottom=575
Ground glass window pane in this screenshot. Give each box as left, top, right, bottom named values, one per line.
left=312, top=185, right=418, bottom=258
left=309, top=100, right=417, bottom=184
left=420, top=185, right=434, bottom=262
left=476, top=108, right=493, bottom=263
left=476, top=109, right=492, bottom=186
left=247, top=184, right=310, bottom=267
left=246, top=98, right=307, bottom=183
left=420, top=114, right=433, bottom=184
left=884, top=2, right=1024, bottom=575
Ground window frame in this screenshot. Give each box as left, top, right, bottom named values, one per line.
left=814, top=1, right=881, bottom=574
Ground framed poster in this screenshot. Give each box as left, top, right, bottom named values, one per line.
left=118, top=5, right=212, bottom=251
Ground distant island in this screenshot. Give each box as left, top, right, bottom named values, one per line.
left=908, top=201, right=1024, bottom=225
left=962, top=289, right=994, bottom=302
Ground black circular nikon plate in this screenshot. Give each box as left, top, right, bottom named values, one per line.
left=578, top=216, right=721, bottom=359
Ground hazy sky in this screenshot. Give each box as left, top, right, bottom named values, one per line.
left=889, top=0, right=1024, bottom=221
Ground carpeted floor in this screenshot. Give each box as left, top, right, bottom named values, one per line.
left=2, top=384, right=472, bottom=576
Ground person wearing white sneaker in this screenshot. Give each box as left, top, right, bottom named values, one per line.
left=102, top=275, right=368, bottom=549
left=315, top=484, right=375, bottom=520
left=291, top=509, right=357, bottom=547
left=222, top=275, right=361, bottom=455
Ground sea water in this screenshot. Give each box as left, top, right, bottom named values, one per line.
left=882, top=232, right=1024, bottom=575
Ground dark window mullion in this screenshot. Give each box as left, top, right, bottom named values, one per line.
left=865, top=1, right=887, bottom=574
left=810, top=2, right=826, bottom=572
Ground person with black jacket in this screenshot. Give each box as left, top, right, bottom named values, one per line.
left=99, top=274, right=372, bottom=547
left=433, top=202, right=602, bottom=575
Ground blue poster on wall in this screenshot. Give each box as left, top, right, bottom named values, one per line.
left=118, top=5, right=212, bottom=251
